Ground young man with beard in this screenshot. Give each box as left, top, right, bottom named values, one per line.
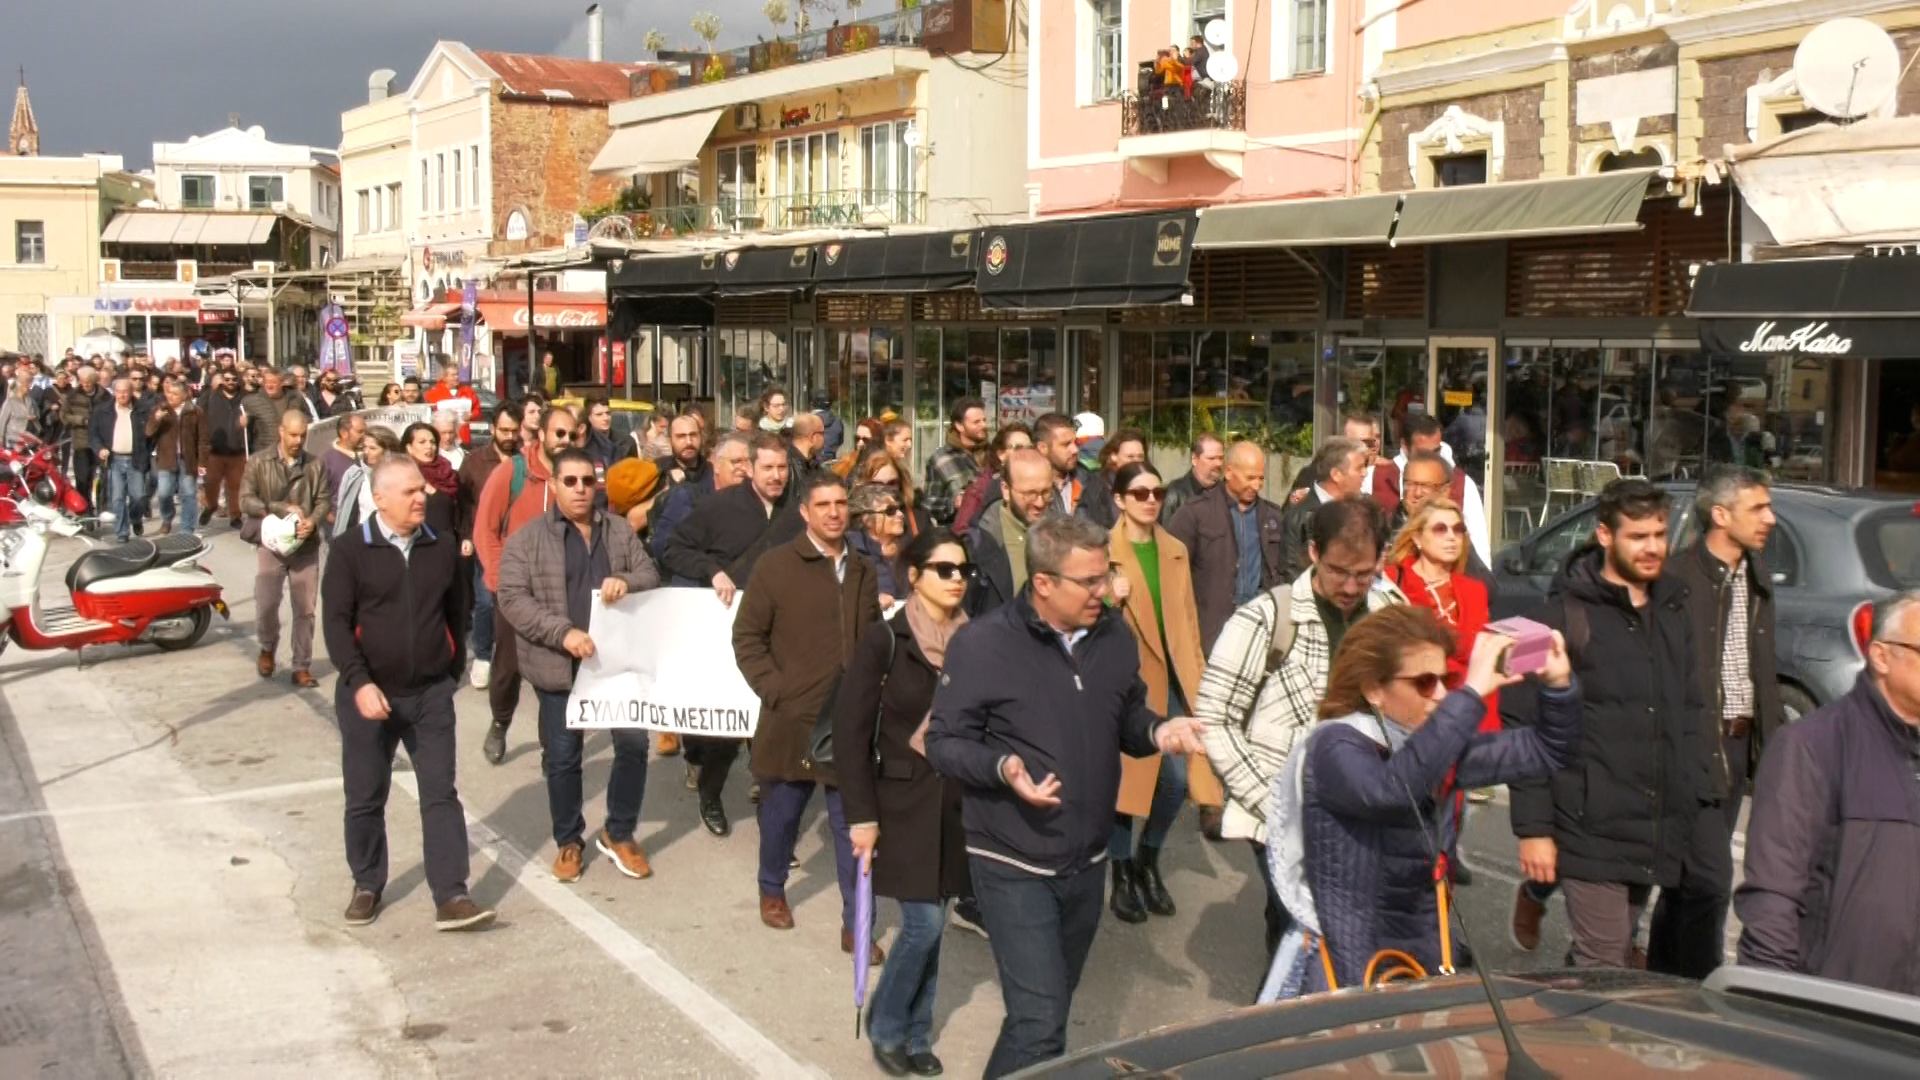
left=457, top=401, right=520, bottom=691
left=964, top=448, right=1055, bottom=617
left=1505, top=479, right=1712, bottom=970
left=925, top=396, right=989, bottom=526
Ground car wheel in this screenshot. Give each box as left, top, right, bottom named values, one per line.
left=1779, top=683, right=1818, bottom=723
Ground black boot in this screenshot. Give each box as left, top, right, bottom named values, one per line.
left=1109, top=860, right=1147, bottom=924
left=1135, top=843, right=1175, bottom=917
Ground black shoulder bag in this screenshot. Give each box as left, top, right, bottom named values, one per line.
left=808, top=619, right=897, bottom=771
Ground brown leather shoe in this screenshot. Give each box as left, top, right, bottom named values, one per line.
left=1511, top=881, right=1546, bottom=952
left=434, top=895, right=496, bottom=932
left=594, top=829, right=652, bottom=880
left=552, top=841, right=585, bottom=884
left=256, top=651, right=275, bottom=679
left=842, top=927, right=885, bottom=964
left=759, top=893, right=794, bottom=930
left=343, top=888, right=380, bottom=926
left=656, top=733, right=681, bottom=757
left=291, top=670, right=318, bottom=690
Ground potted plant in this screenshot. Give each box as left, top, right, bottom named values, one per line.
left=691, top=13, right=726, bottom=81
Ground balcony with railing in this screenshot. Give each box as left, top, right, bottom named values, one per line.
left=591, top=190, right=926, bottom=238
left=1117, top=76, right=1249, bottom=184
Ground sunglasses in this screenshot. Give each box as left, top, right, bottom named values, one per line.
left=1124, top=487, right=1167, bottom=502
left=550, top=427, right=577, bottom=441
left=1396, top=672, right=1448, bottom=696
left=556, top=474, right=595, bottom=489
left=873, top=504, right=905, bottom=517
left=922, top=561, right=976, bottom=582
left=1426, top=522, right=1468, bottom=537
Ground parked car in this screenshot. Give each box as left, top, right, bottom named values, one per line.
left=1023, top=967, right=1920, bottom=1077
left=1490, top=480, right=1917, bottom=718
left=469, top=388, right=500, bottom=446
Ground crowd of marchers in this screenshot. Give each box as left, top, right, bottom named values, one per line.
left=12, top=346, right=1910, bottom=1080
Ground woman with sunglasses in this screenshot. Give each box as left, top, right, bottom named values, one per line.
left=836, top=529, right=973, bottom=1077
left=847, top=483, right=908, bottom=608
left=377, top=382, right=404, bottom=408
left=1384, top=499, right=1497, bottom=736
left=952, top=422, right=1033, bottom=536
left=1261, top=606, right=1577, bottom=999
left=1102, top=460, right=1206, bottom=922
left=855, top=446, right=930, bottom=538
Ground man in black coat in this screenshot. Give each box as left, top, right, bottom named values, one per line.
left=1166, top=440, right=1286, bottom=652
left=1158, top=432, right=1223, bottom=524
left=650, top=430, right=748, bottom=562
left=1279, top=436, right=1368, bottom=581
left=321, top=457, right=492, bottom=932
left=926, top=513, right=1206, bottom=1079
left=964, top=448, right=1056, bottom=617
left=657, top=432, right=799, bottom=834
left=1505, top=479, right=1714, bottom=971
left=1649, top=466, right=1783, bottom=978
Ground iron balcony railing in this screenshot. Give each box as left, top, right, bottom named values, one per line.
left=654, top=5, right=940, bottom=90
left=1119, top=80, right=1248, bottom=138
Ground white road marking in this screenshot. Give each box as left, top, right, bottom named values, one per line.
left=0, top=776, right=339, bottom=825
left=392, top=773, right=826, bottom=1080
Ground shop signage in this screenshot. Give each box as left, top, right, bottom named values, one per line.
left=823, top=243, right=842, bottom=266
left=1736, top=320, right=1853, bottom=356
left=1153, top=219, right=1187, bottom=267
left=196, top=309, right=234, bottom=324
left=422, top=247, right=469, bottom=272
left=984, top=235, right=1009, bottom=275
left=92, top=297, right=200, bottom=314
left=506, top=306, right=603, bottom=329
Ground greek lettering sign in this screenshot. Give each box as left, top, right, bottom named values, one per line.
left=566, top=588, right=761, bottom=736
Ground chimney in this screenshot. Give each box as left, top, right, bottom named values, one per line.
left=368, top=68, right=398, bottom=103
left=586, top=4, right=604, bottom=62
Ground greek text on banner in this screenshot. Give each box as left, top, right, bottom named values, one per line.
left=565, top=587, right=760, bottom=736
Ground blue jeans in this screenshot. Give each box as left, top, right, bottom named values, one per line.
left=1106, top=752, right=1190, bottom=859
left=154, top=463, right=197, bottom=535
left=868, top=899, right=947, bottom=1055
left=971, top=857, right=1106, bottom=1079
left=470, top=561, right=496, bottom=662
left=105, top=454, right=147, bottom=540
left=534, top=688, right=650, bottom=848
left=757, top=780, right=858, bottom=930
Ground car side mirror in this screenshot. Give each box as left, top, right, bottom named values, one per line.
left=1500, top=550, right=1527, bottom=575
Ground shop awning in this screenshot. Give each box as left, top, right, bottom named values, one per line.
left=197, top=215, right=276, bottom=246
left=1731, top=117, right=1920, bottom=247
left=399, top=302, right=460, bottom=330
left=711, top=245, right=814, bottom=296
left=100, top=211, right=278, bottom=246
left=1193, top=194, right=1401, bottom=249
left=974, top=210, right=1197, bottom=310
left=591, top=108, right=726, bottom=177
left=1688, top=255, right=1920, bottom=358
left=1392, top=169, right=1655, bottom=245
left=608, top=251, right=720, bottom=299
left=814, top=231, right=976, bottom=293
left=475, top=291, right=607, bottom=335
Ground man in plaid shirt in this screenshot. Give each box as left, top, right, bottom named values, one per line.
left=1196, top=497, right=1403, bottom=957
left=924, top=396, right=990, bottom=526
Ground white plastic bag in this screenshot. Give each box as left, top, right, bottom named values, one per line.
left=259, top=512, right=303, bottom=557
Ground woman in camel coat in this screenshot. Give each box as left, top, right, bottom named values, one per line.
left=1105, top=461, right=1215, bottom=923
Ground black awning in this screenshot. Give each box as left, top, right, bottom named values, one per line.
left=814, top=231, right=976, bottom=294
left=608, top=252, right=719, bottom=299
left=973, top=210, right=1197, bottom=310
left=1689, top=256, right=1920, bottom=358
left=712, top=245, right=814, bottom=296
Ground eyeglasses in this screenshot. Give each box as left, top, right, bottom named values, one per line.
left=1317, top=562, right=1375, bottom=586
left=1050, top=564, right=1120, bottom=594
left=1403, top=479, right=1445, bottom=493
left=1426, top=522, right=1468, bottom=537
left=1124, top=487, right=1167, bottom=502
left=1879, top=640, right=1920, bottom=656
left=1395, top=672, right=1448, bottom=696
left=556, top=474, right=595, bottom=489
left=923, top=561, right=975, bottom=582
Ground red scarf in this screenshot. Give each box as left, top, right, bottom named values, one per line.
left=417, top=452, right=459, bottom=500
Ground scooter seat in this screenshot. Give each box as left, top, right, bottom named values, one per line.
left=65, top=534, right=205, bottom=594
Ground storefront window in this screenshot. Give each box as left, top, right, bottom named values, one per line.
left=1498, top=341, right=1832, bottom=546
left=716, top=329, right=790, bottom=423
left=1335, top=341, right=1425, bottom=449
left=1120, top=329, right=1315, bottom=462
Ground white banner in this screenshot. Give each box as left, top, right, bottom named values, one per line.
left=565, top=588, right=760, bottom=735
left=305, top=405, right=432, bottom=458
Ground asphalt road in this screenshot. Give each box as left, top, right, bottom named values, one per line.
left=0, top=526, right=1726, bottom=1077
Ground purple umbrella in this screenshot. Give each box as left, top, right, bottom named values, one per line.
left=854, top=854, right=875, bottom=1036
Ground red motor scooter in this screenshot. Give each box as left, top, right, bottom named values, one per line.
left=0, top=448, right=228, bottom=658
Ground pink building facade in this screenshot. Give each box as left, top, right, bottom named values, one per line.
left=1026, top=0, right=1572, bottom=216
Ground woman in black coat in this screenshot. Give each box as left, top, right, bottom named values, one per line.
left=837, top=528, right=971, bottom=1078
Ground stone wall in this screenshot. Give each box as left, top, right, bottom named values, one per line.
left=489, top=98, right=624, bottom=255
left=1378, top=84, right=1546, bottom=192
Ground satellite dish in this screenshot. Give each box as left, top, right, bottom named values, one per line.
left=1204, top=18, right=1229, bottom=49
left=1206, top=52, right=1239, bottom=83
left=903, top=124, right=921, bottom=149
left=1793, top=18, right=1901, bottom=119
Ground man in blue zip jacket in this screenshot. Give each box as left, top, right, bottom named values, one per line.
left=926, top=512, right=1207, bottom=1079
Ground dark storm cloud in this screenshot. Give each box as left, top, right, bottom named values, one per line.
left=10, top=0, right=780, bottom=167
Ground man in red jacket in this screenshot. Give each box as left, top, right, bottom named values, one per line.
left=423, top=361, right=481, bottom=445
left=473, top=404, right=575, bottom=765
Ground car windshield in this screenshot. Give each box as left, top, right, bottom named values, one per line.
left=1865, top=513, right=1920, bottom=589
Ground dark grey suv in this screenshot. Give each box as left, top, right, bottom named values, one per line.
left=1489, top=482, right=1919, bottom=718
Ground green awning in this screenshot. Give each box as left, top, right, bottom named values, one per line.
left=1193, top=194, right=1402, bottom=248
left=1392, top=169, right=1656, bottom=245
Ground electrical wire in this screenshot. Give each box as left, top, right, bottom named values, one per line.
left=945, top=0, right=1023, bottom=74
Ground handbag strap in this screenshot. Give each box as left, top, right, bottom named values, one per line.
left=870, top=619, right=897, bottom=770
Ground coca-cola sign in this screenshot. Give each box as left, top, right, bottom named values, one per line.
left=1737, top=320, right=1854, bottom=356
left=509, top=306, right=603, bottom=329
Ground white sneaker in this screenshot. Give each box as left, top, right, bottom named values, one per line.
left=470, top=659, right=491, bottom=690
